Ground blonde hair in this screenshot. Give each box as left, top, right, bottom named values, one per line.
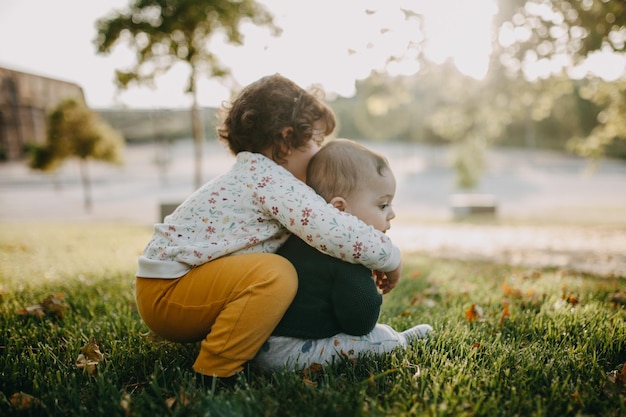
left=306, top=138, right=391, bottom=202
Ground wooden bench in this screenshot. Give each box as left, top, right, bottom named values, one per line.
left=159, top=202, right=180, bottom=222
left=450, top=193, right=497, bottom=219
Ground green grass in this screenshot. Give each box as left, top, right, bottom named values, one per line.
left=0, top=222, right=624, bottom=417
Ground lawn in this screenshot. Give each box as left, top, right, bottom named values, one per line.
left=0, top=222, right=624, bottom=416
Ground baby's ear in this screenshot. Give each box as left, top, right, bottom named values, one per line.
left=330, top=197, right=347, bottom=212
left=280, top=127, right=293, bottom=139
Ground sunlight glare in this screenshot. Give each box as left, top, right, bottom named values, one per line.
left=413, top=0, right=497, bottom=80
left=0, top=0, right=501, bottom=108
left=113, top=0, right=500, bottom=105
left=569, top=48, right=626, bottom=81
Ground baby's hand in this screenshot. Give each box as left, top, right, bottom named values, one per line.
left=374, top=265, right=401, bottom=294
left=374, top=270, right=386, bottom=292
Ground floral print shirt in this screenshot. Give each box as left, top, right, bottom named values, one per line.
left=137, top=152, right=401, bottom=279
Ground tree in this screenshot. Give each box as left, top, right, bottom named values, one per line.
left=29, top=99, right=125, bottom=212
left=331, top=1, right=624, bottom=188
left=494, top=0, right=626, bottom=63
left=493, top=0, right=626, bottom=159
left=94, top=0, right=279, bottom=190
left=567, top=77, right=626, bottom=159
left=335, top=62, right=516, bottom=189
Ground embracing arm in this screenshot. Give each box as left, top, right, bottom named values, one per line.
left=258, top=170, right=402, bottom=274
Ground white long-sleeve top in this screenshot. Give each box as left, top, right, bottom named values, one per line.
left=137, top=152, right=401, bottom=279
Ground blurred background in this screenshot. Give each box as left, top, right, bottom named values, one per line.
left=1, top=0, right=625, bottom=275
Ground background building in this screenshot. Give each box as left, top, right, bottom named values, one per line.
left=0, top=67, right=84, bottom=161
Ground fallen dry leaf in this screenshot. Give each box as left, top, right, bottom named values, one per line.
left=165, top=397, right=177, bottom=409
left=499, top=302, right=511, bottom=326
left=502, top=283, right=523, bottom=298
left=40, top=293, right=68, bottom=319
left=605, top=363, right=626, bottom=400
left=18, top=304, right=46, bottom=319
left=408, top=270, right=422, bottom=279
left=302, top=362, right=323, bottom=387
left=409, top=293, right=423, bottom=306
left=561, top=286, right=580, bottom=306
left=10, top=391, right=42, bottom=410
left=76, top=337, right=105, bottom=375
left=607, top=363, right=626, bottom=386
left=304, top=362, right=324, bottom=375
left=563, top=293, right=579, bottom=306
left=608, top=291, right=626, bottom=308
left=511, top=270, right=542, bottom=280
left=465, top=304, right=483, bottom=323
left=18, top=293, right=67, bottom=320
left=303, top=377, right=318, bottom=387
left=503, top=283, right=537, bottom=301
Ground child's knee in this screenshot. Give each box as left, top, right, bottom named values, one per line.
left=253, top=254, right=297, bottom=303
left=268, top=254, right=298, bottom=298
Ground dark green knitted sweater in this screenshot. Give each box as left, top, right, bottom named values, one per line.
left=272, top=235, right=382, bottom=338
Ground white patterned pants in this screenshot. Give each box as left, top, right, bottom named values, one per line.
left=252, top=323, right=431, bottom=372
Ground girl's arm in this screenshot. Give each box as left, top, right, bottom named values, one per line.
left=256, top=166, right=402, bottom=274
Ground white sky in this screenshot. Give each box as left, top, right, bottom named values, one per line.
left=0, top=0, right=565, bottom=110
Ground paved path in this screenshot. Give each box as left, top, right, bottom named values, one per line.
left=1, top=140, right=625, bottom=277
left=388, top=223, right=626, bottom=278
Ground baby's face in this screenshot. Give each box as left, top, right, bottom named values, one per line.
left=342, top=170, right=396, bottom=233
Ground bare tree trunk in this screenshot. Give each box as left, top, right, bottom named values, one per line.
left=190, top=70, right=205, bottom=190
left=79, top=158, right=92, bottom=212
left=52, top=171, right=62, bottom=191
left=151, top=109, right=170, bottom=186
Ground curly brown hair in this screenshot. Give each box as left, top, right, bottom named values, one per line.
left=217, top=74, right=336, bottom=162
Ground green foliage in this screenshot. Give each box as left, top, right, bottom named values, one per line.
left=350, top=73, right=416, bottom=142
left=26, top=145, right=56, bottom=172
left=87, top=0, right=626, bottom=191
left=332, top=0, right=625, bottom=189
left=450, top=139, right=487, bottom=189
left=94, top=0, right=278, bottom=88
left=94, top=0, right=278, bottom=189
left=494, top=0, right=626, bottom=65
left=0, top=223, right=624, bottom=416
left=568, top=78, right=626, bottom=159
left=27, top=98, right=125, bottom=211
left=492, top=0, right=626, bottom=159
left=29, top=98, right=124, bottom=171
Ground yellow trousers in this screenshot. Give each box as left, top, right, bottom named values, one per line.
left=135, top=253, right=297, bottom=378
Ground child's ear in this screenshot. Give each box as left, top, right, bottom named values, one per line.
left=330, top=197, right=347, bottom=212
left=280, top=127, right=293, bottom=139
